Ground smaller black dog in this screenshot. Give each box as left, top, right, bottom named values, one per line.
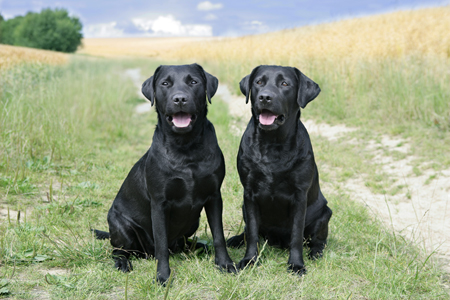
left=227, top=65, right=332, bottom=276
left=94, top=64, right=236, bottom=284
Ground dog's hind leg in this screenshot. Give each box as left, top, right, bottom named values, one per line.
left=226, top=232, right=245, bottom=248
left=108, top=208, right=152, bottom=272
left=305, top=205, right=332, bottom=259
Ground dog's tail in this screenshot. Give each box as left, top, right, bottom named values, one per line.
left=91, top=229, right=110, bottom=240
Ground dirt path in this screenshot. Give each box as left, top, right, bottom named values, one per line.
left=216, top=84, right=450, bottom=272
left=123, top=68, right=152, bottom=114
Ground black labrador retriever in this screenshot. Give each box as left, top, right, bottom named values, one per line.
left=94, top=63, right=236, bottom=284
left=227, top=65, right=332, bottom=276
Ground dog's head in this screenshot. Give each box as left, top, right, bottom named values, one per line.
left=240, top=65, right=320, bottom=131
left=141, top=63, right=218, bottom=134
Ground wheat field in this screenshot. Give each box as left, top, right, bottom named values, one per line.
left=77, top=37, right=217, bottom=58
left=78, top=7, right=450, bottom=63
left=0, top=44, right=68, bottom=69
left=3, top=7, right=448, bottom=68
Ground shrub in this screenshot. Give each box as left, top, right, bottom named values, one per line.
left=0, top=8, right=82, bottom=53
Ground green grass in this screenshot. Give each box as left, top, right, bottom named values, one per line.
left=0, top=57, right=449, bottom=299
left=202, top=55, right=450, bottom=170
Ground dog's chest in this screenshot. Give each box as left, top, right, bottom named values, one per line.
left=149, top=151, right=222, bottom=205
left=239, top=142, right=314, bottom=205
left=164, top=168, right=218, bottom=203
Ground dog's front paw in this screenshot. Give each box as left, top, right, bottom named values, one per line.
left=156, top=270, right=171, bottom=286
left=237, top=256, right=257, bottom=270
left=288, top=264, right=307, bottom=276
left=216, top=260, right=237, bottom=274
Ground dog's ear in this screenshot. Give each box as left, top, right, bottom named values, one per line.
left=239, top=75, right=250, bottom=103
left=193, top=63, right=218, bottom=104
left=239, top=66, right=260, bottom=104
left=141, top=66, right=162, bottom=106
left=294, top=68, right=321, bottom=108
left=204, top=71, right=218, bottom=104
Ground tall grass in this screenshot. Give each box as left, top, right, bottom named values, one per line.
left=0, top=44, right=68, bottom=69
left=148, top=7, right=450, bottom=136
left=75, top=7, right=450, bottom=137
left=1, top=58, right=134, bottom=173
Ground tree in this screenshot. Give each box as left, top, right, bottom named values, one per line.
left=0, top=8, right=83, bottom=53
left=0, top=15, right=25, bottom=45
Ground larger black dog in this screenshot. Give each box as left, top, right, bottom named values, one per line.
left=227, top=65, right=332, bottom=276
left=94, top=64, right=235, bottom=284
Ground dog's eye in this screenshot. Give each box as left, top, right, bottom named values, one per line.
left=191, top=80, right=197, bottom=84
left=256, top=80, right=262, bottom=85
left=162, top=82, right=169, bottom=86
left=281, top=81, right=288, bottom=86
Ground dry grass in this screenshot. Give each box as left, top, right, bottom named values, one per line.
left=0, top=44, right=68, bottom=69
left=77, top=37, right=217, bottom=58
left=159, top=7, right=450, bottom=64
left=77, top=7, right=450, bottom=63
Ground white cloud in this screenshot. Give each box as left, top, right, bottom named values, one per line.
left=242, top=20, right=270, bottom=35
left=250, top=20, right=263, bottom=26
left=197, top=1, right=223, bottom=11
left=204, top=13, right=217, bottom=21
left=84, top=22, right=124, bottom=38
left=132, top=15, right=212, bottom=36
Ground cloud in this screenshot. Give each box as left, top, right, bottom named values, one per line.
left=84, top=22, right=124, bottom=38
left=204, top=13, right=218, bottom=21
left=242, top=20, right=270, bottom=35
left=250, top=20, right=263, bottom=26
left=197, top=1, right=223, bottom=11
left=132, top=15, right=212, bottom=36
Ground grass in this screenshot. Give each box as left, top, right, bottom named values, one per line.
left=0, top=44, right=68, bottom=69
left=143, top=7, right=450, bottom=171
left=0, top=57, right=449, bottom=299
left=76, top=8, right=450, bottom=170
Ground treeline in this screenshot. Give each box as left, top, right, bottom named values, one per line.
left=0, top=8, right=82, bottom=53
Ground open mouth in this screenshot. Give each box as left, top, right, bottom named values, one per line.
left=167, top=112, right=197, bottom=128
left=259, top=109, right=285, bottom=126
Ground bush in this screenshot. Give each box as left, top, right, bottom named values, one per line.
left=0, top=8, right=82, bottom=53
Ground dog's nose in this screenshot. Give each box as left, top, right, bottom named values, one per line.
left=173, top=94, right=188, bottom=104
left=258, top=93, right=272, bottom=103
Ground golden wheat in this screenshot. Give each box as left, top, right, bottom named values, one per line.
left=0, top=44, right=69, bottom=69
left=158, top=7, right=450, bottom=64
left=78, top=37, right=218, bottom=58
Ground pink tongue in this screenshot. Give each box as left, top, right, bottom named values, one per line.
left=259, top=111, right=277, bottom=125
left=172, top=112, right=191, bottom=128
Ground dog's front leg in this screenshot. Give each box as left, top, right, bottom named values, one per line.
left=205, top=192, right=236, bottom=273
left=151, top=203, right=171, bottom=285
left=288, top=193, right=307, bottom=276
left=238, top=194, right=260, bottom=270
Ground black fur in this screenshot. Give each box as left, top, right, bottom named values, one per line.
left=227, top=65, right=332, bottom=276
left=94, top=64, right=235, bottom=285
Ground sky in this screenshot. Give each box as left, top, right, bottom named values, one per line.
left=0, top=0, right=449, bottom=38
